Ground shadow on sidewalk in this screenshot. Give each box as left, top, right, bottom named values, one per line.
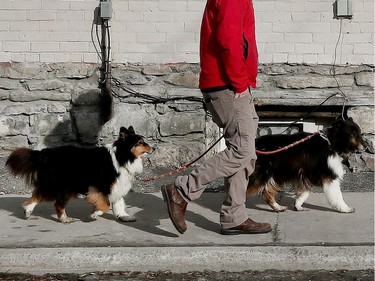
left=247, top=193, right=335, bottom=213
left=0, top=194, right=221, bottom=237
left=0, top=196, right=100, bottom=223
left=129, top=192, right=221, bottom=236
left=0, top=190, right=337, bottom=239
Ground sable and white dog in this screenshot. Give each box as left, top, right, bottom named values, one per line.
left=6, top=126, right=153, bottom=223
left=247, top=118, right=365, bottom=213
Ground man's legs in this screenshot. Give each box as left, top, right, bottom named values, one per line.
left=175, top=89, right=258, bottom=227
left=219, top=97, right=258, bottom=228
left=163, top=88, right=271, bottom=233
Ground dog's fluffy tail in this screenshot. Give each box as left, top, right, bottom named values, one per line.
left=6, top=148, right=38, bottom=185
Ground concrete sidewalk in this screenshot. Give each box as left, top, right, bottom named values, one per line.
left=0, top=191, right=373, bottom=274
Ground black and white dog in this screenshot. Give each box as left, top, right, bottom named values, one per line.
left=247, top=118, right=365, bottom=213
left=6, top=126, right=153, bottom=223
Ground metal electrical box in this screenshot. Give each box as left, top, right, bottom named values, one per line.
left=333, top=0, right=353, bottom=19
left=100, top=0, right=112, bottom=20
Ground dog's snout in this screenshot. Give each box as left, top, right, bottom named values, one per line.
left=144, top=144, right=156, bottom=154
left=145, top=142, right=157, bottom=154
left=147, top=146, right=156, bottom=154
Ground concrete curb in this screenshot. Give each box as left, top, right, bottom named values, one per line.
left=1, top=245, right=373, bottom=274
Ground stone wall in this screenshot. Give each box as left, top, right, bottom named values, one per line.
left=0, top=62, right=373, bottom=173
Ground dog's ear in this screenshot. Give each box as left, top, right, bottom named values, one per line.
left=119, top=127, right=130, bottom=140
left=346, top=117, right=353, bottom=122
left=333, top=119, right=345, bottom=127
left=329, top=119, right=345, bottom=133
left=128, top=126, right=135, bottom=135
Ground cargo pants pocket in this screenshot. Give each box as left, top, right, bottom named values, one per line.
left=203, top=92, right=230, bottom=128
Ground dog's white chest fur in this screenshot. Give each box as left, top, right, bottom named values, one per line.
left=126, top=157, right=143, bottom=175
left=328, top=154, right=344, bottom=180
left=111, top=158, right=143, bottom=198
left=108, top=157, right=143, bottom=221
left=107, top=145, right=143, bottom=201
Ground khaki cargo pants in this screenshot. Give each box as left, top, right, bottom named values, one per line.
left=174, top=88, right=259, bottom=229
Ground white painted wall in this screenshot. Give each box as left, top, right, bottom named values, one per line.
left=0, top=0, right=373, bottom=65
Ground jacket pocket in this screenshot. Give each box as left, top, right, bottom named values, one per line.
left=243, top=33, right=248, bottom=60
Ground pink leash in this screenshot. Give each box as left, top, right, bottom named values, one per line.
left=255, top=132, right=319, bottom=155
left=142, top=135, right=224, bottom=182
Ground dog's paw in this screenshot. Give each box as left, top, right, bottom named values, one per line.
left=24, top=211, right=32, bottom=219
left=277, top=206, right=288, bottom=212
left=339, top=207, right=355, bottom=213
left=118, top=215, right=136, bottom=222
left=271, top=204, right=288, bottom=212
left=90, top=211, right=104, bottom=220
left=60, top=217, right=79, bottom=224
left=294, top=205, right=305, bottom=211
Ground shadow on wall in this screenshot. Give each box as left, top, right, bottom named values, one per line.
left=43, top=90, right=111, bottom=148
left=43, top=4, right=113, bottom=148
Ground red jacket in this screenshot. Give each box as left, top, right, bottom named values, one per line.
left=199, top=0, right=258, bottom=93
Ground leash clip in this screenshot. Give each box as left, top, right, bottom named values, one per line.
left=318, top=130, right=331, bottom=145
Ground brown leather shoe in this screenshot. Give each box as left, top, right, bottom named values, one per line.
left=161, top=183, right=188, bottom=234
left=220, top=218, right=272, bottom=235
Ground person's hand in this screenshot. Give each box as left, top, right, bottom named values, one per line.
left=234, top=88, right=250, bottom=98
